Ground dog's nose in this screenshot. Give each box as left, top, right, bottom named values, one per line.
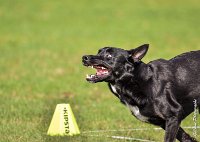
left=82, top=55, right=90, bottom=61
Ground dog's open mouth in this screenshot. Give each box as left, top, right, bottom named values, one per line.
left=86, top=65, right=110, bottom=83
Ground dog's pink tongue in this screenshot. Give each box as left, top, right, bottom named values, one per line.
left=96, top=69, right=108, bottom=76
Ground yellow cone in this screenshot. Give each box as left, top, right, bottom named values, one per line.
left=47, top=104, right=80, bottom=136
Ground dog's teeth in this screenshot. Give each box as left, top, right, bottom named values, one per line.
left=104, top=71, right=108, bottom=74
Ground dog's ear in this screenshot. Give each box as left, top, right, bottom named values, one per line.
left=128, top=44, right=149, bottom=62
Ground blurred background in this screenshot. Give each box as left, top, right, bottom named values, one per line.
left=0, top=0, right=199, bottom=141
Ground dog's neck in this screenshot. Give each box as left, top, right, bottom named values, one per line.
left=109, top=62, right=151, bottom=107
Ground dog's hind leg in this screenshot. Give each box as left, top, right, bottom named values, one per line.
left=151, top=117, right=197, bottom=141
left=176, top=127, right=198, bottom=142
left=160, top=124, right=197, bottom=142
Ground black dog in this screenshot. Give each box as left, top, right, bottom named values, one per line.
left=82, top=44, right=200, bottom=142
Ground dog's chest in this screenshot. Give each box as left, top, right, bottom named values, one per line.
left=110, top=84, right=149, bottom=122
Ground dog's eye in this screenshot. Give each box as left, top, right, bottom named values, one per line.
left=106, top=54, right=112, bottom=59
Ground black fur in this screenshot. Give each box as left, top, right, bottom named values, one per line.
left=82, top=44, right=200, bottom=142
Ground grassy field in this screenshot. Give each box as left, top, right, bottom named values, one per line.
left=0, top=0, right=200, bottom=141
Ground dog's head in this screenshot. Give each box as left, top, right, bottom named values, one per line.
left=82, top=44, right=149, bottom=83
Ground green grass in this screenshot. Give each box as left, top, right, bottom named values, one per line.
left=0, top=0, right=200, bottom=141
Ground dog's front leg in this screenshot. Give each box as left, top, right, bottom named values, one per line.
left=154, top=83, right=184, bottom=142
left=164, top=116, right=180, bottom=142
